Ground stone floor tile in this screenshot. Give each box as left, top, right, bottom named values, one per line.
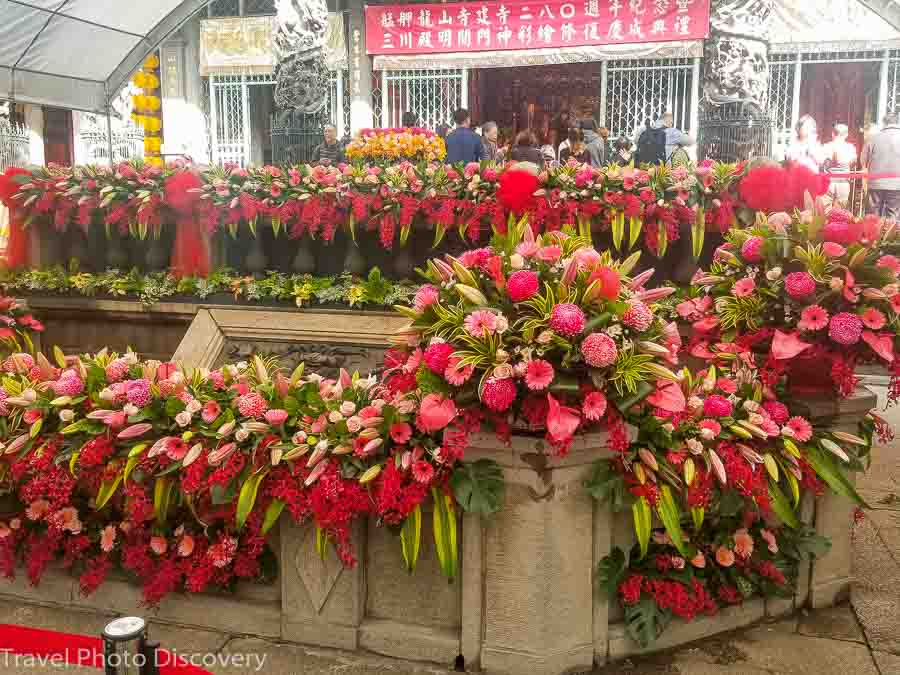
left=798, top=604, right=865, bottom=643
left=873, top=650, right=900, bottom=674
left=853, top=520, right=900, bottom=654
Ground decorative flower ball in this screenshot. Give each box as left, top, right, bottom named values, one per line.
left=785, top=272, right=817, bottom=299
left=52, top=370, right=85, bottom=397
left=480, top=377, right=517, bottom=412
left=828, top=312, right=863, bottom=345
left=424, top=342, right=455, bottom=374
left=507, top=270, right=540, bottom=302
left=622, top=300, right=654, bottom=331
left=237, top=392, right=269, bottom=419
left=549, top=303, right=586, bottom=337
left=124, top=379, right=152, bottom=408
left=740, top=236, right=764, bottom=263
left=581, top=332, right=618, bottom=367
left=105, top=358, right=130, bottom=383
left=703, top=395, right=733, bottom=418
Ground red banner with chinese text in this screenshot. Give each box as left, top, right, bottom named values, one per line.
left=365, top=0, right=710, bottom=55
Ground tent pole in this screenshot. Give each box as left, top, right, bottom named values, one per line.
left=106, top=107, right=115, bottom=167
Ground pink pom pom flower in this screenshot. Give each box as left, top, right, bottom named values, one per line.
left=507, top=270, right=540, bottom=302
left=828, top=312, right=863, bottom=345
left=581, top=333, right=618, bottom=367
left=549, top=303, right=586, bottom=337
left=785, top=272, right=817, bottom=299
left=480, top=377, right=517, bottom=412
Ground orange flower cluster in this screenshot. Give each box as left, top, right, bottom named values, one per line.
left=345, top=127, right=445, bottom=163
left=131, top=53, right=163, bottom=167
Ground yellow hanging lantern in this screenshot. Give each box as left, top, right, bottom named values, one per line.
left=143, top=54, right=159, bottom=70
left=143, top=73, right=160, bottom=90
left=144, top=96, right=160, bottom=112
left=144, top=117, right=162, bottom=134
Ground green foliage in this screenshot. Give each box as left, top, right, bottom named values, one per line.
left=585, top=460, right=630, bottom=512
left=716, top=295, right=766, bottom=331
left=625, top=595, right=671, bottom=649
left=450, top=459, right=505, bottom=516
left=597, top=547, right=628, bottom=596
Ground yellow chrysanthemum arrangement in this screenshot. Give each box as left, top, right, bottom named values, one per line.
left=345, top=128, right=446, bottom=163
left=131, top=53, right=164, bottom=167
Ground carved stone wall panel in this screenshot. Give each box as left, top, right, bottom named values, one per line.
left=221, top=338, right=386, bottom=379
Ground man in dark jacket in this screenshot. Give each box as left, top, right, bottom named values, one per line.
left=311, top=125, right=345, bottom=165
left=445, top=108, right=483, bottom=164
left=580, top=119, right=607, bottom=167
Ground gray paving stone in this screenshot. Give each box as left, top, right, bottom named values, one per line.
left=798, top=604, right=866, bottom=643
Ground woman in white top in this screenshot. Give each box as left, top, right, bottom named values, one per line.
left=785, top=115, right=824, bottom=171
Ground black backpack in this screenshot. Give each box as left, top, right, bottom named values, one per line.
left=635, top=127, right=667, bottom=166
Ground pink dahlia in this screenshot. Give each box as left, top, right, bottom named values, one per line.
left=412, top=460, right=435, bottom=484
left=105, top=358, right=130, bottom=382
left=740, top=236, right=764, bottom=262
left=480, top=377, right=517, bottom=412
left=124, top=379, right=152, bottom=408
left=413, top=284, right=440, bottom=312
left=828, top=312, right=863, bottom=345
left=424, top=342, right=456, bottom=374
left=549, top=303, right=586, bottom=337
left=762, top=401, right=790, bottom=425
left=581, top=332, right=618, bottom=367
left=732, top=278, right=756, bottom=298
left=525, top=359, right=555, bottom=390
left=622, top=300, right=654, bottom=331
left=237, top=392, right=269, bottom=419
left=464, top=309, right=499, bottom=337
left=444, top=357, right=474, bottom=386
left=798, top=305, right=829, bottom=331
left=52, top=370, right=84, bottom=397
left=582, top=391, right=608, bottom=421
left=785, top=272, right=817, bottom=299
left=507, top=270, right=540, bottom=302
left=703, top=395, right=733, bottom=418
left=862, top=307, right=887, bottom=330
left=786, top=416, right=813, bottom=442
left=878, top=255, right=900, bottom=276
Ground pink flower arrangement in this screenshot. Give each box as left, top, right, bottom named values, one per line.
left=581, top=333, right=618, bottom=367
left=798, top=305, right=829, bottom=331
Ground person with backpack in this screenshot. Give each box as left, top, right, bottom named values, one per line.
left=579, top=119, right=607, bottom=167
left=634, top=118, right=667, bottom=166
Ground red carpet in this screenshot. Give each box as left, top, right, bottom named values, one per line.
left=0, top=623, right=211, bottom=673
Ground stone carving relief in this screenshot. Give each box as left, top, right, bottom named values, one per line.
left=702, top=0, right=774, bottom=114
left=222, top=339, right=386, bottom=379
left=273, top=0, right=331, bottom=115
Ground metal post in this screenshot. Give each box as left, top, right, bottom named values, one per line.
left=240, top=74, right=251, bottom=166
left=380, top=69, right=388, bottom=128
left=461, top=67, right=469, bottom=110
left=689, top=56, right=701, bottom=135
left=599, top=61, right=608, bottom=128
left=790, top=56, right=802, bottom=133
left=209, top=77, right=219, bottom=164
left=878, top=48, right=891, bottom=123
left=106, top=107, right=115, bottom=167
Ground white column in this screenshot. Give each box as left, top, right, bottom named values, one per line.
left=790, top=56, right=802, bottom=132
left=348, top=0, right=374, bottom=133
left=689, top=56, right=701, bottom=136
left=380, top=69, right=389, bottom=127
left=24, top=105, right=44, bottom=166
left=599, top=61, right=608, bottom=128
left=461, top=68, right=469, bottom=110
left=878, top=49, right=891, bottom=123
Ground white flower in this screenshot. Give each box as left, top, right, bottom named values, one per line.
left=124, top=351, right=139, bottom=365
left=606, top=324, right=623, bottom=337
left=748, top=412, right=764, bottom=425
left=292, top=430, right=308, bottom=444
left=662, top=423, right=675, bottom=433
left=537, top=330, right=554, bottom=345
left=170, top=372, right=185, bottom=386
left=686, top=438, right=703, bottom=455
left=175, top=411, right=192, bottom=427
left=340, top=401, right=357, bottom=416
left=123, top=404, right=139, bottom=417
left=307, top=373, right=324, bottom=384
left=742, top=400, right=760, bottom=412
left=235, top=361, right=248, bottom=371
left=509, top=253, right=525, bottom=269
left=59, top=409, right=74, bottom=422
left=235, top=428, right=250, bottom=442
left=346, top=416, right=363, bottom=433
left=328, top=410, right=344, bottom=423
left=315, top=439, right=329, bottom=453
left=781, top=426, right=795, bottom=438
left=224, top=364, right=239, bottom=378
left=687, top=396, right=704, bottom=412
left=495, top=349, right=510, bottom=363
left=99, top=388, right=115, bottom=402
left=185, top=399, right=202, bottom=414
left=396, top=398, right=417, bottom=414
left=493, top=364, right=514, bottom=380
left=371, top=398, right=386, bottom=412
left=22, top=389, right=36, bottom=403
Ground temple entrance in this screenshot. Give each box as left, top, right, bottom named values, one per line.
left=799, top=61, right=880, bottom=152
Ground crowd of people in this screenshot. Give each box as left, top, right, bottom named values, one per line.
left=783, top=112, right=900, bottom=218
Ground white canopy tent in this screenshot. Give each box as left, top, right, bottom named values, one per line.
left=0, top=0, right=208, bottom=114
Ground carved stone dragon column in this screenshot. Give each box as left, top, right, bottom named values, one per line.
left=699, top=0, right=775, bottom=161
left=273, top=0, right=331, bottom=117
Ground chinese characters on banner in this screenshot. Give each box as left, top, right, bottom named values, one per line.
left=365, top=0, right=709, bottom=55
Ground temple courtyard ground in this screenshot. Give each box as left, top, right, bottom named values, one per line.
left=1, top=384, right=899, bottom=674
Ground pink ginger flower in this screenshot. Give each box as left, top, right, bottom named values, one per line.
left=798, top=305, right=829, bottom=331
left=464, top=309, right=499, bottom=338
left=525, top=359, right=555, bottom=391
